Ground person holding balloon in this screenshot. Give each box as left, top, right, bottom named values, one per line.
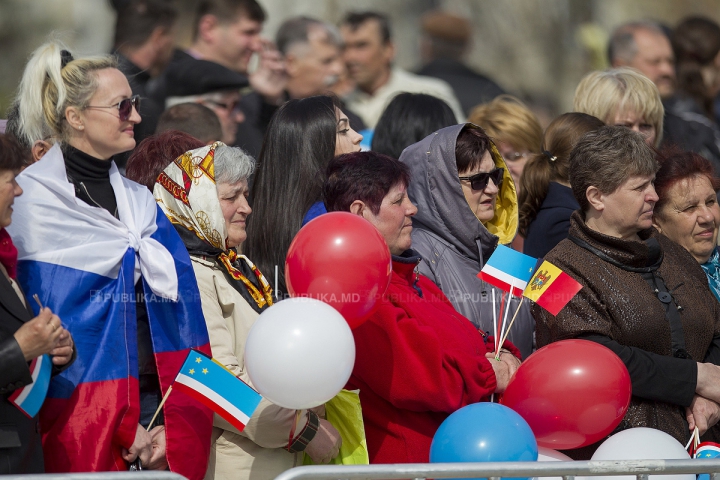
left=533, top=126, right=720, bottom=458
left=153, top=143, right=342, bottom=479
left=323, top=150, right=522, bottom=465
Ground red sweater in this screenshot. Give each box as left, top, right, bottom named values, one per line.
left=346, top=252, right=519, bottom=464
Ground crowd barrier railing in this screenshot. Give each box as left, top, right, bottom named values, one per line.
left=3, top=472, right=187, bottom=480
left=273, top=459, right=720, bottom=480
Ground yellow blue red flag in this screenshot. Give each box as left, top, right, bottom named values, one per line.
left=523, top=260, right=582, bottom=315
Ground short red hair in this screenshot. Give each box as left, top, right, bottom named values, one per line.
left=125, top=130, right=205, bottom=190
left=655, top=146, right=720, bottom=215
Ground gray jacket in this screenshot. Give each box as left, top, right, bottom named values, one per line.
left=399, top=124, right=534, bottom=358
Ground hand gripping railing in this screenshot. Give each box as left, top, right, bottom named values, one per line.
left=273, top=459, right=720, bottom=480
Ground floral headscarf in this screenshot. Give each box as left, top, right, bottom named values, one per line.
left=154, top=142, right=273, bottom=311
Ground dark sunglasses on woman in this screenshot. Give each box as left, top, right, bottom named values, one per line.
left=85, top=95, right=141, bottom=122
left=459, top=167, right=504, bottom=191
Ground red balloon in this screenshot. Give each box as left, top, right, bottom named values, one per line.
left=501, top=339, right=631, bottom=450
left=285, top=212, right=392, bottom=328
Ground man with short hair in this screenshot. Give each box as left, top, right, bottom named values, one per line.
left=608, top=21, right=675, bottom=99
left=277, top=16, right=344, bottom=100
left=340, top=11, right=464, bottom=129
left=112, top=0, right=178, bottom=164
left=156, top=103, right=223, bottom=145
left=609, top=20, right=720, bottom=169
left=275, top=16, right=364, bottom=130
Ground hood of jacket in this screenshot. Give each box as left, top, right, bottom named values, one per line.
left=399, top=123, right=518, bottom=262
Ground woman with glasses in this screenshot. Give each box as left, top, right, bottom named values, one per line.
left=8, top=41, right=212, bottom=477
left=324, top=151, right=521, bottom=464
left=399, top=124, right=534, bottom=359
left=468, top=95, right=543, bottom=193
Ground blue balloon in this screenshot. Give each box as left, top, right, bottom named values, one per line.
left=430, top=403, right=538, bottom=480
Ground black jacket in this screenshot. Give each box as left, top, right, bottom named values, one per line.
left=416, top=58, right=504, bottom=115
left=0, top=274, right=74, bottom=474
left=524, top=182, right=578, bottom=259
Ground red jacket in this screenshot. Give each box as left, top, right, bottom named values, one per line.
left=346, top=251, right=519, bottom=464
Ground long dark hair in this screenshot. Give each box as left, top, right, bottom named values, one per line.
left=673, top=16, right=720, bottom=118
left=518, top=112, right=604, bottom=236
left=372, top=93, right=456, bottom=159
left=244, top=95, right=339, bottom=296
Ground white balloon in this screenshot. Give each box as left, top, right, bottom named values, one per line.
left=532, top=447, right=574, bottom=480
left=244, top=298, right=356, bottom=409
left=586, top=428, right=693, bottom=480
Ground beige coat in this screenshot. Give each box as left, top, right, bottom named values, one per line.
left=192, top=256, right=305, bottom=480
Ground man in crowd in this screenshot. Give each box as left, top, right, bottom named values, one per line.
left=609, top=20, right=720, bottom=168
left=416, top=10, right=504, bottom=116
left=156, top=103, right=223, bottom=145
left=112, top=0, right=177, bottom=165
left=277, top=17, right=364, bottom=127
left=163, top=59, right=248, bottom=145
left=340, top=11, right=464, bottom=129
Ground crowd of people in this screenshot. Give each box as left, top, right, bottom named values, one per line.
left=3, top=0, right=720, bottom=478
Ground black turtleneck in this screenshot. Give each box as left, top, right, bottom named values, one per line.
left=63, top=144, right=163, bottom=426
left=63, top=145, right=118, bottom=217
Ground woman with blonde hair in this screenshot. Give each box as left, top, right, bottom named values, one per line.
left=573, top=67, right=664, bottom=148
left=468, top=94, right=543, bottom=190
left=8, top=41, right=212, bottom=477
left=519, top=112, right=605, bottom=258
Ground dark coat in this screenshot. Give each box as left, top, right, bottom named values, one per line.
left=416, top=58, right=504, bottom=115
left=523, top=182, right=578, bottom=259
left=0, top=276, right=45, bottom=473
left=663, top=95, right=720, bottom=175
left=533, top=212, right=720, bottom=458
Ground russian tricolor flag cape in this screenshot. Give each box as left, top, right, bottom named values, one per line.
left=7, top=144, right=212, bottom=478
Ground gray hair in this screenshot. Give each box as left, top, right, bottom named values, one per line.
left=569, top=125, right=658, bottom=213
left=276, top=16, right=342, bottom=55
left=608, top=20, right=667, bottom=65
left=214, top=144, right=255, bottom=185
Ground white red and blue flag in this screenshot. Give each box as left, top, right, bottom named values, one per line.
left=478, top=244, right=538, bottom=296
left=8, top=354, right=51, bottom=418
left=7, top=144, right=212, bottom=479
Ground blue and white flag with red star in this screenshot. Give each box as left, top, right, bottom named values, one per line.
left=174, top=350, right=262, bottom=432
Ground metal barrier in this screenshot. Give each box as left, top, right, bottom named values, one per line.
left=3, top=472, right=187, bottom=480
left=273, top=459, right=720, bottom=480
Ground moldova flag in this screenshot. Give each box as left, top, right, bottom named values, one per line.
left=8, top=144, right=213, bottom=479
left=523, top=260, right=583, bottom=315
left=8, top=354, right=51, bottom=418
left=478, top=244, right=538, bottom=296
left=174, top=350, right=261, bottom=433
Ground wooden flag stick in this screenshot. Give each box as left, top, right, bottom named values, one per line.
left=499, top=296, right=526, bottom=350
left=147, top=385, right=173, bottom=431
left=492, top=289, right=497, bottom=354
left=496, top=284, right=514, bottom=358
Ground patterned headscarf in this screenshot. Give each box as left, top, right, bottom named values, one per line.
left=702, top=247, right=720, bottom=303
left=154, top=142, right=273, bottom=311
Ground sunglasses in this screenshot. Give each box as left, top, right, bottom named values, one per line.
left=85, top=95, right=141, bottom=122
left=459, top=167, right=504, bottom=191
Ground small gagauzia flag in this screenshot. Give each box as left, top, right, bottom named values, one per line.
left=174, top=350, right=261, bottom=432
left=695, top=441, right=720, bottom=480
left=523, top=260, right=582, bottom=315
left=9, top=354, right=52, bottom=418
left=478, top=244, right=538, bottom=296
